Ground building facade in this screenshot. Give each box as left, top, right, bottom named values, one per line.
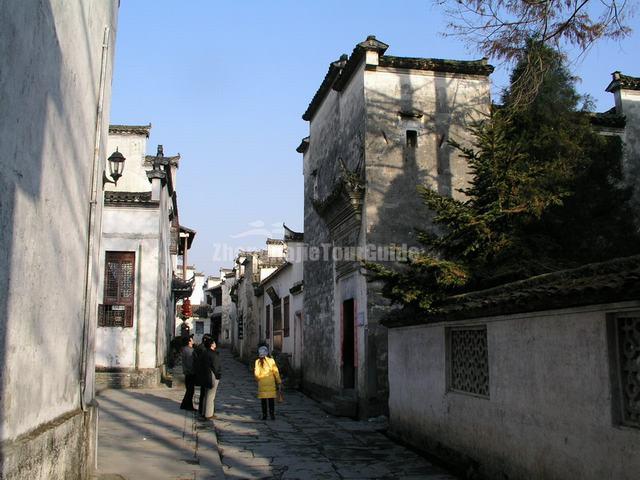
left=300, top=36, right=493, bottom=417
left=231, top=244, right=286, bottom=362
left=605, top=72, right=640, bottom=213
left=0, top=2, right=119, bottom=478
left=259, top=227, right=305, bottom=377
left=96, top=127, right=183, bottom=389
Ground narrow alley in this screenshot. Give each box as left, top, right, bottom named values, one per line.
left=97, top=348, right=458, bottom=479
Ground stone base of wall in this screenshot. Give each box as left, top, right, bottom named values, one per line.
left=95, top=367, right=161, bottom=391
left=1, top=405, right=97, bottom=480
left=302, top=380, right=359, bottom=418
left=386, top=426, right=479, bottom=479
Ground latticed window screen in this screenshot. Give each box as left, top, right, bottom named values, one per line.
left=448, top=326, right=489, bottom=397
left=614, top=314, right=640, bottom=428
left=99, top=251, right=135, bottom=327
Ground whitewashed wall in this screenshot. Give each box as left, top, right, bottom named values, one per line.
left=388, top=302, right=640, bottom=480
left=0, top=1, right=119, bottom=477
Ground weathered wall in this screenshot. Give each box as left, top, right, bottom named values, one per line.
left=388, top=302, right=640, bottom=480
left=303, top=61, right=366, bottom=397
left=363, top=66, right=492, bottom=416
left=219, top=276, right=237, bottom=346
left=235, top=256, right=261, bottom=362
left=619, top=89, right=640, bottom=213
left=0, top=1, right=119, bottom=477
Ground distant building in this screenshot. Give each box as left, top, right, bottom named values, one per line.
left=605, top=72, right=640, bottom=213
left=96, top=128, right=188, bottom=389
left=259, top=226, right=305, bottom=377
left=204, top=269, right=237, bottom=346
left=299, top=36, right=493, bottom=417
left=231, top=243, right=287, bottom=362
left=175, top=266, right=208, bottom=341
left=0, top=2, right=119, bottom=478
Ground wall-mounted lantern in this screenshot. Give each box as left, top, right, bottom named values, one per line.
left=103, top=148, right=126, bottom=186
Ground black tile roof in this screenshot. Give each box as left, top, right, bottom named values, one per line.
left=104, top=191, right=158, bottom=208
left=109, top=124, right=151, bottom=136
left=383, top=255, right=640, bottom=328
left=606, top=71, right=640, bottom=92
left=302, top=36, right=494, bottom=122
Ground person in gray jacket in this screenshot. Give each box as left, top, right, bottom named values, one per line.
left=179, top=336, right=196, bottom=411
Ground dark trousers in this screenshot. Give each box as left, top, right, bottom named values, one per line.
left=261, top=398, right=275, bottom=418
left=180, top=374, right=195, bottom=410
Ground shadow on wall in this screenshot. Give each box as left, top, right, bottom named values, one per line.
left=361, top=73, right=490, bottom=400
left=0, top=0, right=114, bottom=446
left=365, top=73, right=490, bottom=250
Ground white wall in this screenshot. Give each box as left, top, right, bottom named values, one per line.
left=0, top=0, right=119, bottom=443
left=97, top=207, right=161, bottom=370
left=388, top=302, right=640, bottom=480
left=106, top=131, right=149, bottom=192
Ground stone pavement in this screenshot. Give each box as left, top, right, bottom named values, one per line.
left=96, top=347, right=458, bottom=479
left=96, top=386, right=224, bottom=479
left=213, top=348, right=457, bottom=480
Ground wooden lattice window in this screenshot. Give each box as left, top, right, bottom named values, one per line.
left=99, top=251, right=135, bottom=327
left=283, top=296, right=290, bottom=337
left=447, top=326, right=489, bottom=398
left=610, top=312, right=640, bottom=428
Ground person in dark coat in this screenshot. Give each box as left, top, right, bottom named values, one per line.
left=200, top=336, right=221, bottom=419
left=194, top=334, right=211, bottom=415
left=179, top=336, right=196, bottom=411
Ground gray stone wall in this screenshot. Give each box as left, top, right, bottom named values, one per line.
left=0, top=1, right=119, bottom=477
left=302, top=63, right=366, bottom=394
left=1, top=408, right=97, bottom=480
left=301, top=42, right=492, bottom=416
left=362, top=68, right=491, bottom=415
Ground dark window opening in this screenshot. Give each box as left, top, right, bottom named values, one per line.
left=283, top=296, right=290, bottom=337
left=265, top=304, right=271, bottom=339
left=406, top=130, right=417, bottom=148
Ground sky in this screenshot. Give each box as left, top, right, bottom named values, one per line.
left=109, top=0, right=640, bottom=276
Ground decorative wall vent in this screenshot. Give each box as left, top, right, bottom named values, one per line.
left=447, top=326, right=489, bottom=397
left=98, top=304, right=133, bottom=328
left=612, top=313, right=640, bottom=428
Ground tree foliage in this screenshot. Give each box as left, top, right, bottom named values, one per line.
left=436, top=0, right=634, bottom=62
left=369, top=43, right=640, bottom=315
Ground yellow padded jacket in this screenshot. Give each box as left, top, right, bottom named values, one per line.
left=254, top=356, right=281, bottom=399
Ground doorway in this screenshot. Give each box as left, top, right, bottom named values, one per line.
left=342, top=299, right=355, bottom=389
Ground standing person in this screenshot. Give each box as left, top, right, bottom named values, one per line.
left=254, top=346, right=282, bottom=420
left=179, top=336, right=196, bottom=411
left=201, top=337, right=221, bottom=420
left=195, top=334, right=211, bottom=416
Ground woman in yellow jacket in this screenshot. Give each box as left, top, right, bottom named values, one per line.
left=254, top=345, right=282, bottom=420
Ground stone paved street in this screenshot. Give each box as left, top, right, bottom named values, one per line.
left=97, top=386, right=224, bottom=479
left=212, top=348, right=457, bottom=480
left=96, top=347, right=458, bottom=479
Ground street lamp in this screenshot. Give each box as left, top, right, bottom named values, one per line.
left=103, top=148, right=126, bottom=186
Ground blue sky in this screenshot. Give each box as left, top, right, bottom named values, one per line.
left=109, top=0, right=640, bottom=275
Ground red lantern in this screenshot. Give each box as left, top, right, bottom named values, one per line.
left=182, top=299, right=192, bottom=318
